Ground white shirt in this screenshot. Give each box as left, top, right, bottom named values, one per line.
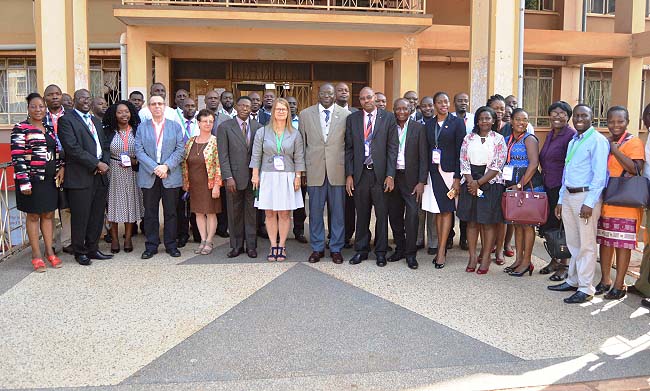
left=319, top=104, right=333, bottom=141
left=526, top=123, right=536, bottom=134
left=396, top=120, right=410, bottom=170
left=152, top=118, right=165, bottom=163
left=451, top=111, right=475, bottom=134
left=75, top=109, right=102, bottom=159
left=139, top=106, right=178, bottom=124
left=181, top=117, right=199, bottom=139
left=219, top=107, right=237, bottom=120
left=409, top=112, right=417, bottom=121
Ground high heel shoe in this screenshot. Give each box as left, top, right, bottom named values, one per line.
left=494, top=257, right=505, bottom=266
left=503, top=262, right=518, bottom=273
left=433, top=249, right=447, bottom=269
left=509, top=263, right=534, bottom=277
left=476, top=267, right=489, bottom=275
left=465, top=265, right=476, bottom=273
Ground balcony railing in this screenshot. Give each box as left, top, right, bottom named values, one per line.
left=0, top=162, right=27, bottom=260
left=122, top=0, right=426, bottom=14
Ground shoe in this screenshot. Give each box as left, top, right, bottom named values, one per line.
left=595, top=282, right=612, bottom=295
left=503, top=263, right=518, bottom=273
left=433, top=259, right=445, bottom=269
left=32, top=258, right=46, bottom=272
left=406, top=256, right=418, bottom=270
left=641, top=298, right=650, bottom=309
left=294, top=233, right=308, bottom=243
left=460, top=238, right=469, bottom=251
left=216, top=229, right=230, bottom=238
left=376, top=255, right=387, bottom=267
left=416, top=242, right=425, bottom=250
left=200, top=242, right=214, bottom=256
left=247, top=248, right=258, bottom=258
left=62, top=244, right=74, bottom=255
left=387, top=252, right=405, bottom=262
left=227, top=248, right=244, bottom=258
left=110, top=245, right=120, bottom=254
left=276, top=247, right=287, bottom=262
left=509, top=263, right=534, bottom=277
left=88, top=250, right=113, bottom=260
left=465, top=265, right=476, bottom=273
left=548, top=282, right=578, bottom=292
left=104, top=233, right=112, bottom=243
left=604, top=286, right=627, bottom=300
left=564, top=291, right=593, bottom=304
left=75, top=254, right=92, bottom=265
left=343, top=240, right=353, bottom=249
left=308, top=251, right=325, bottom=263
left=494, top=257, right=505, bottom=266
left=124, top=246, right=133, bottom=253
left=141, top=250, right=156, bottom=259
left=257, top=228, right=269, bottom=239
left=503, top=249, right=515, bottom=257
left=540, top=259, right=559, bottom=275
left=166, top=248, right=181, bottom=257
left=46, top=255, right=62, bottom=268
left=331, top=252, right=344, bottom=264
left=427, top=247, right=437, bottom=255
left=549, top=265, right=568, bottom=281
left=177, top=237, right=188, bottom=248
left=349, top=253, right=368, bottom=265
left=194, top=241, right=207, bottom=254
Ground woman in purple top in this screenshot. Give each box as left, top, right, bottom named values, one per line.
left=538, top=101, right=576, bottom=281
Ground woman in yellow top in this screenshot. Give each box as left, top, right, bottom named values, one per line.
left=596, top=106, right=645, bottom=300
left=182, top=109, right=222, bottom=255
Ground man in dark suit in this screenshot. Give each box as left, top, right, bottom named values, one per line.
left=345, top=86, right=398, bottom=267
left=387, top=99, right=428, bottom=270
left=217, top=96, right=262, bottom=258
left=249, top=92, right=270, bottom=126
left=58, top=89, right=112, bottom=265
left=335, top=82, right=357, bottom=248
left=206, top=90, right=229, bottom=238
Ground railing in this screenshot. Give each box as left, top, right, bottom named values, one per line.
left=122, top=0, right=426, bottom=14
left=0, top=162, right=27, bottom=260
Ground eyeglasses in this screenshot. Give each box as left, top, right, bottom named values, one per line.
left=199, top=119, right=214, bottom=124
left=512, top=118, right=529, bottom=123
left=549, top=112, right=568, bottom=118
left=275, top=108, right=288, bottom=112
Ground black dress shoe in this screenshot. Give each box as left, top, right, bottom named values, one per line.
left=427, top=247, right=437, bottom=255
left=387, top=251, right=405, bottom=262
left=75, top=254, right=92, bottom=266
left=294, top=233, right=308, bottom=243
left=460, top=238, right=469, bottom=251
left=406, top=257, right=419, bottom=270
left=88, top=250, right=113, bottom=260
left=227, top=248, right=244, bottom=258
left=343, top=240, right=353, bottom=249
left=141, top=250, right=157, bottom=259
left=594, top=282, right=612, bottom=295
left=349, top=253, right=368, bottom=264
left=548, top=282, right=578, bottom=292
left=376, top=255, right=387, bottom=267
left=177, top=237, right=188, bottom=248
left=166, top=248, right=181, bottom=257
left=247, top=249, right=257, bottom=258
left=604, top=286, right=627, bottom=300
left=62, top=244, right=74, bottom=255
left=564, top=291, right=593, bottom=304
left=216, top=230, right=230, bottom=238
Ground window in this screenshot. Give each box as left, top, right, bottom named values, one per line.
left=0, top=58, right=37, bottom=125
left=587, top=0, right=615, bottom=14
left=522, top=68, right=554, bottom=128
left=584, top=70, right=611, bottom=128
left=525, top=0, right=554, bottom=11
left=89, top=58, right=121, bottom=106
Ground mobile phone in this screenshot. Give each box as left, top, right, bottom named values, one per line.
left=447, top=188, right=456, bottom=199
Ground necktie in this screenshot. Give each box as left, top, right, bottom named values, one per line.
left=323, top=109, right=330, bottom=124
left=251, top=112, right=257, bottom=121
left=364, top=113, right=373, bottom=139
left=83, top=113, right=101, bottom=159
left=241, top=121, right=248, bottom=144
left=185, top=120, right=191, bottom=142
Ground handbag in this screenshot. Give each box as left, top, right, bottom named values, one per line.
left=602, top=162, right=650, bottom=208
left=501, top=186, right=549, bottom=225
left=57, top=186, right=68, bottom=210
left=543, top=224, right=571, bottom=259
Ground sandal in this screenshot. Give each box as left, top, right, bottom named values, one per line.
left=47, top=255, right=62, bottom=268
left=200, top=241, right=213, bottom=255
left=276, top=247, right=287, bottom=262
left=267, top=246, right=277, bottom=262
left=503, top=249, right=515, bottom=257
left=32, top=258, right=46, bottom=273
left=194, top=240, right=207, bottom=254
left=495, top=257, right=506, bottom=266
left=540, top=259, right=559, bottom=275
left=549, top=264, right=568, bottom=281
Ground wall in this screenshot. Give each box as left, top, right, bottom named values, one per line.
left=88, top=0, right=126, bottom=44
left=0, top=0, right=34, bottom=45
left=419, top=61, right=469, bottom=109
left=524, top=12, right=562, bottom=30
left=428, top=0, right=470, bottom=26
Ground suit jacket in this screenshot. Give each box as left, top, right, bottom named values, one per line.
left=345, top=109, right=398, bottom=186
left=217, top=117, right=262, bottom=191
left=58, top=110, right=110, bottom=189
left=250, top=110, right=270, bottom=126
left=426, top=114, right=465, bottom=179
left=399, top=119, right=429, bottom=190
left=135, top=119, right=185, bottom=189
left=299, top=104, right=349, bottom=187
left=182, top=135, right=222, bottom=191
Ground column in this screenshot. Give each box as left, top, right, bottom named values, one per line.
left=611, top=0, right=645, bottom=135
left=154, top=55, right=171, bottom=104
left=469, top=0, right=522, bottom=111
left=559, top=67, right=581, bottom=108
left=66, top=0, right=89, bottom=91
left=392, top=42, right=418, bottom=104
left=371, top=60, right=386, bottom=96
left=34, top=0, right=70, bottom=93
left=126, top=26, right=152, bottom=101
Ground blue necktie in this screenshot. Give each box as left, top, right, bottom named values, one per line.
left=323, top=109, right=330, bottom=124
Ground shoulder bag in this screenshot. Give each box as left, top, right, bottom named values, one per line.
left=501, top=185, right=549, bottom=225
left=543, top=223, right=571, bottom=260
left=602, top=162, right=650, bottom=208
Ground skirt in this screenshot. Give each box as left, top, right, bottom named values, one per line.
left=16, top=160, right=57, bottom=214
left=255, top=171, right=304, bottom=211
left=456, top=164, right=504, bottom=225
left=597, top=216, right=638, bottom=250
left=422, top=168, right=456, bottom=214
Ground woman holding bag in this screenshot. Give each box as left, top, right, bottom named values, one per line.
left=502, top=109, right=544, bottom=277
left=595, top=106, right=645, bottom=300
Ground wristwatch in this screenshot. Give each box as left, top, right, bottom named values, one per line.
left=516, top=183, right=522, bottom=189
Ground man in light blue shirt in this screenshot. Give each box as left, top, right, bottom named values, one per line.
left=549, top=104, right=609, bottom=303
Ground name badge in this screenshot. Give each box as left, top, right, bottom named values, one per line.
left=502, top=165, right=514, bottom=181
left=273, top=155, right=285, bottom=171
left=121, top=153, right=132, bottom=167
left=431, top=149, right=441, bottom=165
left=364, top=142, right=370, bottom=157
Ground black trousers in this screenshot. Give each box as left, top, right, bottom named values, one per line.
left=67, top=175, right=108, bottom=255
left=142, top=177, right=180, bottom=252
left=387, top=170, right=419, bottom=256
left=177, top=191, right=199, bottom=241
left=293, top=185, right=307, bottom=234
left=227, top=186, right=257, bottom=251
left=217, top=185, right=228, bottom=233
left=354, top=168, right=388, bottom=255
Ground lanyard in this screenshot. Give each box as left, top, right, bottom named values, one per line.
left=565, top=127, right=595, bottom=165
left=274, top=131, right=285, bottom=154
left=49, top=110, right=63, bottom=134
left=398, top=121, right=408, bottom=149
left=607, top=131, right=629, bottom=167
left=119, top=127, right=131, bottom=152
left=154, top=120, right=165, bottom=147
left=434, top=115, right=447, bottom=147
left=506, top=132, right=526, bottom=164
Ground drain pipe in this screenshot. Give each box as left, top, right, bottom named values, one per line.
left=517, top=1, right=524, bottom=103
left=120, top=33, right=128, bottom=100
left=578, top=0, right=587, bottom=104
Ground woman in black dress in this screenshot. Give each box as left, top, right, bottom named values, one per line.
left=11, top=93, right=65, bottom=272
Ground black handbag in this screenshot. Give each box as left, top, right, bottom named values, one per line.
left=57, top=186, right=69, bottom=210
left=543, top=224, right=571, bottom=260
left=602, top=163, right=650, bottom=208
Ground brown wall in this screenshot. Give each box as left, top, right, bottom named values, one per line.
left=525, top=12, right=562, bottom=30
left=428, top=0, right=470, bottom=26
left=0, top=0, right=34, bottom=45
left=88, top=0, right=126, bottom=44
left=418, top=61, right=469, bottom=110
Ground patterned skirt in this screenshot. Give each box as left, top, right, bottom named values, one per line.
left=596, top=216, right=638, bottom=250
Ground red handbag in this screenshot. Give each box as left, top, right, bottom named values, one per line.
left=501, top=188, right=549, bottom=225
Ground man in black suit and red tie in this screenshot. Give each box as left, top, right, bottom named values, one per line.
left=58, top=89, right=112, bottom=265
left=345, top=86, right=398, bottom=267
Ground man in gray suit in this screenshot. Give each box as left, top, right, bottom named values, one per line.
left=299, top=83, right=350, bottom=264
left=135, top=95, right=185, bottom=259
left=217, top=96, right=263, bottom=258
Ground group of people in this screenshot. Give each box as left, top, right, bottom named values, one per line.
left=10, top=80, right=650, bottom=306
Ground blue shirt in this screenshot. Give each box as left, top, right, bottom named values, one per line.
left=291, top=114, right=299, bottom=130
left=558, top=127, right=610, bottom=208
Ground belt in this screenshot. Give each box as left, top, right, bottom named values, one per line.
left=364, top=164, right=374, bottom=170
left=396, top=169, right=406, bottom=173
left=567, top=186, right=589, bottom=193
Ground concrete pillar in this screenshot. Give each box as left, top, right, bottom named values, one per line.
left=126, top=26, right=152, bottom=102
left=559, top=66, right=581, bottom=108
left=469, top=0, right=522, bottom=111
left=611, top=0, right=645, bottom=134
left=66, top=0, right=89, bottom=91
left=392, top=43, right=418, bottom=104
left=371, top=60, right=386, bottom=96
left=34, top=0, right=70, bottom=93
left=154, top=55, right=171, bottom=104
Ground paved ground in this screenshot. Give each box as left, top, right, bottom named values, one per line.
left=1, top=226, right=649, bottom=391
